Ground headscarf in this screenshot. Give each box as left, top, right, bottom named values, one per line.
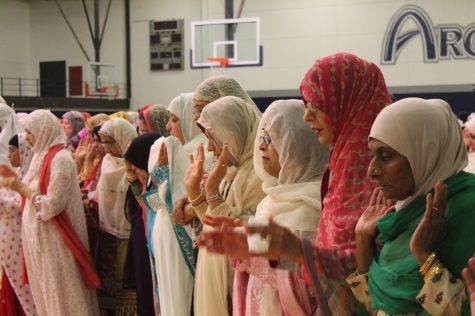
left=299, top=53, right=392, bottom=313
left=142, top=105, right=170, bottom=136
left=0, top=103, right=24, bottom=165
left=124, top=132, right=161, bottom=171
left=194, top=75, right=261, bottom=114
left=370, top=98, right=468, bottom=208
left=368, top=98, right=473, bottom=314
left=21, top=109, right=66, bottom=187
left=62, top=111, right=85, bottom=149
left=110, top=111, right=139, bottom=125
left=465, top=116, right=475, bottom=134
left=299, top=52, right=392, bottom=249
left=253, top=99, right=329, bottom=231
left=197, top=95, right=263, bottom=217
left=16, top=133, right=34, bottom=180
left=99, top=118, right=138, bottom=155
left=85, top=113, right=110, bottom=131
left=168, top=93, right=202, bottom=143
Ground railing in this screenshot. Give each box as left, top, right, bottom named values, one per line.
left=0, top=77, right=128, bottom=99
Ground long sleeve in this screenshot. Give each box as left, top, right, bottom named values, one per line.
left=346, top=271, right=373, bottom=314
left=416, top=267, right=466, bottom=316
left=36, top=154, right=77, bottom=221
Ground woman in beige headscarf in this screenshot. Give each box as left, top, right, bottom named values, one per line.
left=184, top=95, right=265, bottom=316
left=193, top=75, right=261, bottom=120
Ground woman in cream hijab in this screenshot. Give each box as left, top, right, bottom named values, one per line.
left=97, top=117, right=138, bottom=314
left=146, top=93, right=207, bottom=316
left=185, top=95, right=265, bottom=316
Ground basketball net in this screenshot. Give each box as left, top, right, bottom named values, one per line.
left=208, top=57, right=230, bottom=77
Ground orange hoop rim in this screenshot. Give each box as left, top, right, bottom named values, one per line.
left=207, top=57, right=230, bottom=67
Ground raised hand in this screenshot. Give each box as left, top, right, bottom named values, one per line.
left=246, top=217, right=303, bottom=263
left=204, top=142, right=229, bottom=194
left=157, top=143, right=168, bottom=167
left=74, top=138, right=89, bottom=161
left=355, top=187, right=395, bottom=239
left=184, top=143, right=205, bottom=199
left=202, top=214, right=242, bottom=229
left=462, top=255, right=475, bottom=316
left=198, top=225, right=250, bottom=259
left=410, top=180, right=447, bottom=266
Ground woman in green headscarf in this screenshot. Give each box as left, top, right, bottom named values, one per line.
left=350, top=98, right=475, bottom=315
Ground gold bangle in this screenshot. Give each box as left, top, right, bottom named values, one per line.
left=419, top=252, right=437, bottom=276
left=424, top=260, right=444, bottom=282
left=188, top=191, right=205, bottom=205
left=30, top=192, right=39, bottom=203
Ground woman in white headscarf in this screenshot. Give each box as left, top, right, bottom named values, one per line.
left=0, top=102, right=23, bottom=165
left=145, top=93, right=208, bottom=316
left=230, top=100, right=329, bottom=316
left=185, top=95, right=265, bottom=316
left=0, top=109, right=100, bottom=316
left=0, top=133, right=37, bottom=316
left=96, top=117, right=137, bottom=314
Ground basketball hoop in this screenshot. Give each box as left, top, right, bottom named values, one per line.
left=207, top=57, right=230, bottom=76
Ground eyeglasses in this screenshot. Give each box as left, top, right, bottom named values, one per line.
left=259, top=133, right=271, bottom=145
left=101, top=140, right=116, bottom=147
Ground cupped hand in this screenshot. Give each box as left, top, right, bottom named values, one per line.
left=157, top=143, right=168, bottom=167
left=355, top=187, right=395, bottom=239
left=204, top=142, right=229, bottom=194
left=184, top=143, right=205, bottom=199
left=410, top=180, right=447, bottom=266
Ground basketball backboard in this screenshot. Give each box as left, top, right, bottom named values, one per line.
left=85, top=62, right=118, bottom=98
left=191, top=17, right=262, bottom=68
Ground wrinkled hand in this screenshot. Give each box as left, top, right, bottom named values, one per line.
left=246, top=217, right=303, bottom=263
left=202, top=215, right=242, bottom=229
left=0, top=165, right=17, bottom=178
left=184, top=144, right=205, bottom=199
left=410, top=180, right=447, bottom=266
left=355, top=188, right=395, bottom=240
left=462, top=255, right=475, bottom=316
left=198, top=225, right=250, bottom=259
left=157, top=143, right=168, bottom=168
left=204, top=143, right=229, bottom=194
left=172, top=196, right=197, bottom=225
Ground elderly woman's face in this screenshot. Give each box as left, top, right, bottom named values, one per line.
left=99, top=133, right=122, bottom=158
left=258, top=129, right=281, bottom=177
left=367, top=138, right=415, bottom=201
left=166, top=113, right=185, bottom=145
left=62, top=118, right=74, bottom=138
left=25, top=129, right=36, bottom=147
left=466, top=129, right=475, bottom=152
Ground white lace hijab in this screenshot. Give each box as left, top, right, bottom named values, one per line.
left=194, top=75, right=261, bottom=115
left=97, top=118, right=137, bottom=238
left=0, top=103, right=24, bottom=166
left=253, top=99, right=330, bottom=232
left=22, top=110, right=66, bottom=186
left=17, top=133, right=34, bottom=180
left=370, top=98, right=468, bottom=209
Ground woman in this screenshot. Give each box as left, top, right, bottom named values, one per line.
left=349, top=98, right=474, bottom=315
left=0, top=133, right=36, bottom=316
left=74, top=113, right=110, bottom=182
left=463, top=117, right=475, bottom=174
left=233, top=99, right=329, bottom=315
left=185, top=95, right=265, bottom=316
left=146, top=93, right=207, bottom=316
left=193, top=75, right=261, bottom=120
left=62, top=110, right=85, bottom=150
left=96, top=117, right=138, bottom=314
left=123, top=132, right=161, bottom=316
left=138, top=104, right=170, bottom=135
left=199, top=53, right=393, bottom=315
left=0, top=109, right=100, bottom=316
left=0, top=102, right=23, bottom=165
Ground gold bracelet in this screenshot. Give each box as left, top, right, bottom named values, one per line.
left=423, top=260, right=444, bottom=282
left=419, top=251, right=437, bottom=276
left=188, top=191, right=205, bottom=205
left=30, top=192, right=39, bottom=203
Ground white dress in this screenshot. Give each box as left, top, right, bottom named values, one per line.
left=22, top=150, right=99, bottom=316
left=152, top=180, right=194, bottom=316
